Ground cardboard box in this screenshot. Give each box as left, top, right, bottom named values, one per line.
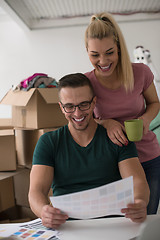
left=13, top=169, right=53, bottom=208
left=15, top=127, right=58, bottom=167
left=0, top=177, right=15, bottom=212
left=0, top=205, right=36, bottom=222
left=0, top=129, right=17, bottom=171
left=0, top=118, right=13, bottom=128
left=16, top=206, right=37, bottom=220
left=13, top=169, right=30, bottom=207
left=0, top=88, right=67, bottom=129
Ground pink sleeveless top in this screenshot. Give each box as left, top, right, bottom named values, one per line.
left=85, top=63, right=160, bottom=163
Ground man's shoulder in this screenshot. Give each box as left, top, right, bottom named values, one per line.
left=41, top=125, right=68, bottom=141
left=96, top=124, right=113, bottom=143
left=97, top=124, right=107, bottom=132
left=97, top=124, right=137, bottom=151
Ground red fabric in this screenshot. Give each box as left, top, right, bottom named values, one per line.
left=85, top=63, right=160, bottom=163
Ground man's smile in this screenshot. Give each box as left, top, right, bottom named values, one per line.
left=73, top=116, right=85, bottom=122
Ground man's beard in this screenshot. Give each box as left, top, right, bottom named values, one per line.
left=72, top=122, right=89, bottom=131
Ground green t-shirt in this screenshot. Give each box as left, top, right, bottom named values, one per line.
left=33, top=125, right=138, bottom=196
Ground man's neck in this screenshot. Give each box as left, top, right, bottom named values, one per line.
left=68, top=120, right=98, bottom=147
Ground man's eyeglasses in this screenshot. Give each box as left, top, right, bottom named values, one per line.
left=60, top=97, right=94, bottom=113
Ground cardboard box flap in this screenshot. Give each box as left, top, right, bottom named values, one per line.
left=0, top=129, right=14, bottom=136
left=0, top=88, right=36, bottom=106
left=38, top=88, right=59, bottom=103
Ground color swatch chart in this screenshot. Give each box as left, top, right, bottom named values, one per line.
left=0, top=219, right=60, bottom=239
left=50, top=176, right=134, bottom=219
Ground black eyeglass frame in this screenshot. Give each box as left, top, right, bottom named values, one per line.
left=60, top=96, right=94, bottom=113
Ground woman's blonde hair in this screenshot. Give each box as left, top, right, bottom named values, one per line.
left=85, top=12, right=134, bottom=92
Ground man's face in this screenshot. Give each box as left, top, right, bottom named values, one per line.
left=59, top=86, right=96, bottom=131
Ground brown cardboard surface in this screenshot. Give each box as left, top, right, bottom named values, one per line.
left=0, top=118, right=13, bottom=128
left=0, top=205, right=36, bottom=222
left=16, top=206, right=36, bottom=220
left=0, top=206, right=18, bottom=221
left=1, top=88, right=67, bottom=128
left=0, top=88, right=35, bottom=106
left=0, top=168, right=25, bottom=181
left=0, top=129, right=17, bottom=171
left=38, top=88, right=59, bottom=103
left=0, top=129, right=14, bottom=136
left=15, top=128, right=39, bottom=167
left=10, top=218, right=31, bottom=223
left=0, top=177, right=15, bottom=212
left=13, top=169, right=30, bottom=207
left=15, top=128, right=58, bottom=167
left=37, top=127, right=58, bottom=136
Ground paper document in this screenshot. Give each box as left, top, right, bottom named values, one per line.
left=0, top=218, right=60, bottom=239
left=50, top=176, right=134, bottom=219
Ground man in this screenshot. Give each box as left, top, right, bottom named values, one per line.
left=28, top=73, right=150, bottom=229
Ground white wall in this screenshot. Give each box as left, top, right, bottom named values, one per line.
left=0, top=14, right=160, bottom=118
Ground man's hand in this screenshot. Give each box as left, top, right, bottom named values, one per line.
left=121, top=199, right=147, bottom=223
left=41, top=204, right=68, bottom=229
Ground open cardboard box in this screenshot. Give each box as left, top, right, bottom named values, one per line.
left=0, top=88, right=67, bottom=129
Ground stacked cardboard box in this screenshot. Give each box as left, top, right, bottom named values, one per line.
left=0, top=118, right=17, bottom=171
left=0, top=176, right=15, bottom=212
left=0, top=119, right=17, bottom=216
left=0, top=87, right=67, bottom=167
left=0, top=129, right=17, bottom=171
left=15, top=127, right=58, bottom=167
left=0, top=169, right=38, bottom=222
left=0, top=168, right=52, bottom=221
left=0, top=87, right=67, bottom=220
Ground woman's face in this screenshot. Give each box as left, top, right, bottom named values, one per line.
left=87, top=37, right=119, bottom=79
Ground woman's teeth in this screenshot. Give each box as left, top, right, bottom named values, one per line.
left=99, top=64, right=111, bottom=70
left=101, top=66, right=109, bottom=69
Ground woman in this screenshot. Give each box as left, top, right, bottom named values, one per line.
left=85, top=12, right=160, bottom=214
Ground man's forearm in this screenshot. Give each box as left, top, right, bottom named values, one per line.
left=28, top=191, right=50, bottom=218
left=133, top=179, right=150, bottom=205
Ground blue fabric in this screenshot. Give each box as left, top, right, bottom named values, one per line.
left=150, top=111, right=160, bottom=130
left=141, top=156, right=160, bottom=214
left=150, top=111, right=160, bottom=144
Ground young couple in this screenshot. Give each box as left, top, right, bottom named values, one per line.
left=29, top=12, right=160, bottom=229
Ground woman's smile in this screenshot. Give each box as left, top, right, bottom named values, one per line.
left=98, top=63, right=112, bottom=72
left=88, top=37, right=118, bottom=78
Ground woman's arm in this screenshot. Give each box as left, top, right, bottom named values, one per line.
left=139, top=82, right=160, bottom=134
left=95, top=82, right=160, bottom=146
left=95, top=118, right=128, bottom=146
